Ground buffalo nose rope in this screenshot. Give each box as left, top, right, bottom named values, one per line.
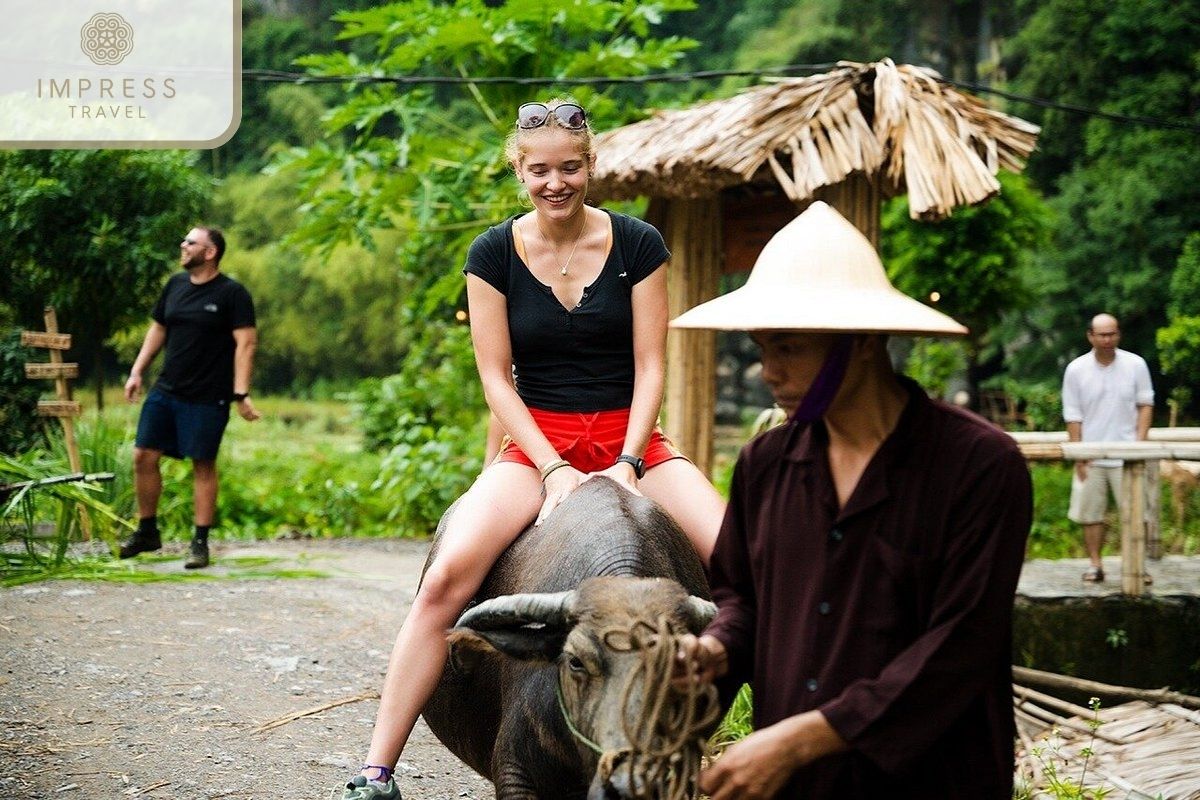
left=561, top=615, right=721, bottom=799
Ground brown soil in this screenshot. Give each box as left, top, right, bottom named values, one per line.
left=0, top=538, right=492, bottom=799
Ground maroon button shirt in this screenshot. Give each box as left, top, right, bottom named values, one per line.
left=706, top=378, right=1031, bottom=799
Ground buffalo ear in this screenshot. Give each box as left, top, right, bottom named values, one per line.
left=445, top=629, right=489, bottom=674
left=449, top=622, right=569, bottom=662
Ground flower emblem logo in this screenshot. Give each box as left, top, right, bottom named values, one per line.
left=80, top=12, right=134, bottom=66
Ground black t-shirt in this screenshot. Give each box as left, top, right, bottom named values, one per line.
left=464, top=210, right=669, bottom=412
left=151, top=272, right=256, bottom=404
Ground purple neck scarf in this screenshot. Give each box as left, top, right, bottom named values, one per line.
left=791, top=335, right=855, bottom=424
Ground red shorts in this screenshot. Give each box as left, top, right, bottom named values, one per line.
left=495, top=407, right=686, bottom=474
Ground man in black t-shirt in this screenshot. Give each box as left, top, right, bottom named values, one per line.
left=119, top=226, right=260, bottom=569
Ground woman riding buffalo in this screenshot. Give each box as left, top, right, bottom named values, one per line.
left=341, top=100, right=726, bottom=799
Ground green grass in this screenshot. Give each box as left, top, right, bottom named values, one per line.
left=1026, top=462, right=1200, bottom=559
left=1, top=552, right=329, bottom=587
left=9, top=396, right=1200, bottom=590
left=2, top=394, right=400, bottom=585
left=42, top=393, right=395, bottom=542
left=709, top=684, right=754, bottom=750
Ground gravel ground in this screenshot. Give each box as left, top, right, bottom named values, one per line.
left=0, top=538, right=491, bottom=800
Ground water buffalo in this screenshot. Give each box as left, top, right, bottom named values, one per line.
left=420, top=476, right=719, bottom=800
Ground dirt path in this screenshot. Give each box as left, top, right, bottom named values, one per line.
left=0, top=539, right=492, bottom=800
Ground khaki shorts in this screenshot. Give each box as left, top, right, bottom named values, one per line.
left=1068, top=465, right=1121, bottom=524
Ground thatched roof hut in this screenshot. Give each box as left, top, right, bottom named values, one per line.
left=592, top=59, right=1039, bottom=220
left=586, top=59, right=1040, bottom=474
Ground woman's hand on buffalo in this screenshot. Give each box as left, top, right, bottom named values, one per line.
left=536, top=465, right=588, bottom=526
left=588, top=461, right=643, bottom=496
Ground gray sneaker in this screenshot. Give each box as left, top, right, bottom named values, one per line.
left=341, top=775, right=400, bottom=800
left=184, top=539, right=209, bottom=569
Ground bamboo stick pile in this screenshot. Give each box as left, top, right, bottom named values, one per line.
left=1012, top=671, right=1200, bottom=799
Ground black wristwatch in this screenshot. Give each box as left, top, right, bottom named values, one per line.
left=232, top=392, right=250, bottom=402
left=615, top=454, right=646, bottom=478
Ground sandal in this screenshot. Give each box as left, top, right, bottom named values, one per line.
left=1082, top=566, right=1104, bottom=583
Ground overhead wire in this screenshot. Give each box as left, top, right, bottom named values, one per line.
left=240, top=63, right=1200, bottom=134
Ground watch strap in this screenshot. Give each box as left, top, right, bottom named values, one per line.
left=615, top=454, right=645, bottom=478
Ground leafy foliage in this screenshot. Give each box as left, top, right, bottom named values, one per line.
left=709, top=683, right=754, bottom=749
left=902, top=339, right=967, bottom=400
left=0, top=326, right=46, bottom=455
left=280, top=0, right=697, bottom=253
left=1166, top=232, right=1200, bottom=320
left=273, top=0, right=700, bottom=531
left=1155, top=233, right=1200, bottom=418
left=0, top=449, right=132, bottom=585
left=1005, top=0, right=1200, bottom=381
left=1156, top=316, right=1200, bottom=407
left=356, top=324, right=487, bottom=536
left=0, top=151, right=210, bottom=406
left=882, top=170, right=1050, bottom=397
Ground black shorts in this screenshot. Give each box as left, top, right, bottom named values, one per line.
left=135, top=388, right=230, bottom=461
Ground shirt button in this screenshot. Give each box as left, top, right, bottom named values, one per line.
left=818, top=601, right=831, bottom=615
left=806, top=678, right=818, bottom=692
left=830, top=528, right=843, bottom=542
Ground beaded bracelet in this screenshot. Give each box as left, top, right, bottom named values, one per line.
left=539, top=458, right=571, bottom=482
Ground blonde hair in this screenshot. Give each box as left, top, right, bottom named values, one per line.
left=504, top=97, right=596, bottom=167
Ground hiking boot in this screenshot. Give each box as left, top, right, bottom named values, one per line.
left=184, top=538, right=210, bottom=569
left=341, top=775, right=401, bottom=800
left=118, top=530, right=161, bottom=559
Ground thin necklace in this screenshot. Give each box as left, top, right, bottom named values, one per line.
left=537, top=213, right=587, bottom=276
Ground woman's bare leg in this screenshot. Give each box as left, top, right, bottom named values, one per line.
left=638, top=458, right=726, bottom=566
left=360, top=462, right=543, bottom=775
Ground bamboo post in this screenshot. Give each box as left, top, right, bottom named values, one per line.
left=22, top=307, right=91, bottom=540
left=42, top=309, right=84, bottom=476
left=1019, top=438, right=1200, bottom=595
left=652, top=197, right=721, bottom=478
left=1145, top=459, right=1162, bottom=561
left=1119, top=460, right=1146, bottom=596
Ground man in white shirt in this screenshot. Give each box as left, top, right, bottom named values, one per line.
left=1062, top=313, right=1154, bottom=582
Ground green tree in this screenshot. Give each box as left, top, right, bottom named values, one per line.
left=0, top=319, right=46, bottom=455
left=1156, top=232, right=1200, bottom=420
left=279, top=0, right=700, bottom=364
left=0, top=151, right=210, bottom=408
left=212, top=8, right=337, bottom=173
left=1005, top=0, right=1200, bottom=380
left=882, top=170, right=1050, bottom=402
left=275, top=0, right=697, bottom=533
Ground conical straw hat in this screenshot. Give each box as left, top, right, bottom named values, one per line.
left=671, top=201, right=967, bottom=336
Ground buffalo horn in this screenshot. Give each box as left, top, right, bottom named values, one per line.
left=457, top=590, right=577, bottom=631
left=682, top=596, right=717, bottom=632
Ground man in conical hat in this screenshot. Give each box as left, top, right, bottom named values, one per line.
left=674, top=202, right=1032, bottom=799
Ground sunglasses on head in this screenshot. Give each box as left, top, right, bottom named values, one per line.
left=517, top=102, right=587, bottom=130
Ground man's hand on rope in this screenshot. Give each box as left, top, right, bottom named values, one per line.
left=672, top=633, right=728, bottom=688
